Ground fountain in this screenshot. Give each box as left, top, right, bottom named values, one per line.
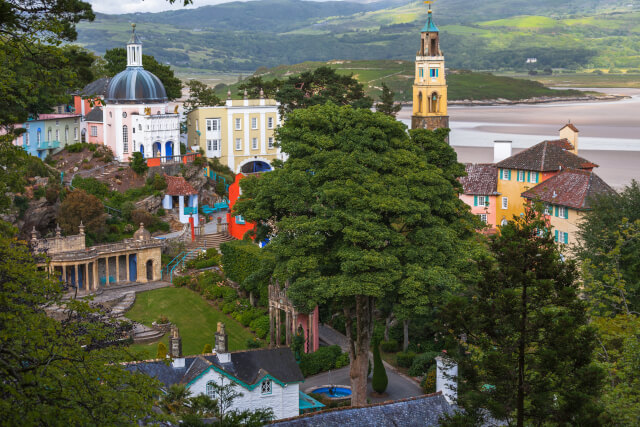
left=309, top=370, right=352, bottom=400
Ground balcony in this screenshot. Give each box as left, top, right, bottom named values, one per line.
left=37, top=140, right=61, bottom=150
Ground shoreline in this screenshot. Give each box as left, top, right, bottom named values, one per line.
left=400, top=94, right=628, bottom=108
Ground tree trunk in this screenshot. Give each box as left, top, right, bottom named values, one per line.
left=517, top=283, right=527, bottom=427
left=249, top=291, right=255, bottom=307
left=345, top=295, right=374, bottom=407
left=384, top=312, right=395, bottom=342
left=403, top=318, right=409, bottom=352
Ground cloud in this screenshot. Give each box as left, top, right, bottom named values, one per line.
left=87, top=0, right=244, bottom=14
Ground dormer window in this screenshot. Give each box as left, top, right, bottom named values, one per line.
left=260, top=379, right=272, bottom=395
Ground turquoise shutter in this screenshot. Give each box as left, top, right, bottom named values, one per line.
left=555, top=230, right=558, bottom=242
left=534, top=172, right=538, bottom=183
left=527, top=171, right=530, bottom=182
left=507, top=170, right=510, bottom=180
left=499, top=169, right=503, bottom=180
left=554, top=206, right=559, bottom=217
left=474, top=195, right=478, bottom=206
left=565, top=208, right=569, bottom=219
left=486, top=197, right=490, bottom=207
left=564, top=233, right=569, bottom=244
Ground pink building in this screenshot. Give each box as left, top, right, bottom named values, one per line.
left=84, top=107, right=103, bottom=144
left=102, top=25, right=179, bottom=162
left=459, top=163, right=500, bottom=230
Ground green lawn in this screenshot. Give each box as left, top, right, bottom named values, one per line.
left=126, top=287, right=255, bottom=359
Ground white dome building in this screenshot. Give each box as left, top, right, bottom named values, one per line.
left=103, top=24, right=179, bottom=162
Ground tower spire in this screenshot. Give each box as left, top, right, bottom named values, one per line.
left=127, top=23, right=143, bottom=67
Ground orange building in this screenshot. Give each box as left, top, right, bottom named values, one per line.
left=227, top=173, right=257, bottom=241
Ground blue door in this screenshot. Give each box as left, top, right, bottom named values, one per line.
left=129, top=254, right=137, bottom=282
left=140, top=144, right=145, bottom=157
left=165, top=141, right=173, bottom=157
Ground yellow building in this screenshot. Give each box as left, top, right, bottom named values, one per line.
left=411, top=5, right=449, bottom=131
left=187, top=94, right=284, bottom=173
left=494, top=125, right=598, bottom=225
left=521, top=168, right=614, bottom=255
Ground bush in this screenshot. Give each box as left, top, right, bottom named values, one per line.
left=203, top=344, right=212, bottom=354
left=249, top=316, right=270, bottom=339
left=299, top=345, right=343, bottom=377
left=408, top=351, right=440, bottom=377
left=396, top=351, right=417, bottom=368
left=421, top=367, right=437, bottom=393
left=246, top=338, right=262, bottom=349
left=335, top=352, right=350, bottom=369
left=372, top=342, right=388, bottom=393
left=156, top=315, right=169, bottom=324
left=380, top=340, right=398, bottom=353
left=156, top=208, right=166, bottom=216
left=33, top=186, right=46, bottom=199
left=66, top=142, right=86, bottom=153
left=45, top=185, right=60, bottom=204
left=131, top=209, right=157, bottom=228
left=130, top=152, right=148, bottom=175
left=157, top=342, right=167, bottom=359
left=173, top=276, right=190, bottom=288
left=221, top=301, right=236, bottom=314
left=151, top=174, right=167, bottom=191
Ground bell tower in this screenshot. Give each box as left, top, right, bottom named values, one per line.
left=411, top=1, right=449, bottom=131
left=127, top=23, right=143, bottom=67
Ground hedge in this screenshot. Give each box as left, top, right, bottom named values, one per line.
left=396, top=351, right=417, bottom=368
left=408, top=351, right=441, bottom=377
left=299, top=345, right=347, bottom=377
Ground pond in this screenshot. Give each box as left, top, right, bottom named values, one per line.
left=311, top=386, right=352, bottom=399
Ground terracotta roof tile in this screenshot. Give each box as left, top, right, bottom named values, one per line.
left=165, top=174, right=197, bottom=196
left=560, top=123, right=579, bottom=133
left=459, top=163, right=499, bottom=195
left=496, top=139, right=596, bottom=172
left=521, top=169, right=614, bottom=210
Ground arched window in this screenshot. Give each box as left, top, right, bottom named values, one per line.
left=122, top=125, right=129, bottom=153
left=206, top=381, right=216, bottom=399
left=65, top=126, right=69, bottom=142
left=430, top=92, right=439, bottom=113
left=418, top=92, right=423, bottom=114
left=47, top=129, right=52, bottom=142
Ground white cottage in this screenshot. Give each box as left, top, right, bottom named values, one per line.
left=125, top=324, right=306, bottom=420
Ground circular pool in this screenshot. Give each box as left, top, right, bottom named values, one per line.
left=311, top=386, right=352, bottom=399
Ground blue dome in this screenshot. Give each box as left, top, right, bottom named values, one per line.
left=105, top=67, right=168, bottom=104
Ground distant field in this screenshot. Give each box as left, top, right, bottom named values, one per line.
left=126, top=286, right=255, bottom=359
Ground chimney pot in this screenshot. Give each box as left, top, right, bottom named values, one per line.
left=493, top=140, right=513, bottom=163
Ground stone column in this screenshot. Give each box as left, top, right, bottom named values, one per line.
left=275, top=307, right=281, bottom=348
left=125, top=254, right=130, bottom=283
left=93, top=261, right=99, bottom=290
left=83, top=263, right=88, bottom=292
left=62, top=265, right=67, bottom=285
left=73, top=264, right=78, bottom=289
left=269, top=305, right=275, bottom=348
left=285, top=309, right=291, bottom=346
left=105, top=257, right=110, bottom=285
left=115, top=256, right=120, bottom=284
left=308, top=311, right=314, bottom=353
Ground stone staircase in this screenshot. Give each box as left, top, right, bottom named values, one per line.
left=186, top=232, right=236, bottom=254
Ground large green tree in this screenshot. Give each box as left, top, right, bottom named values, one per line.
left=441, top=207, right=605, bottom=426
left=0, top=221, right=160, bottom=424
left=104, top=48, right=183, bottom=100
left=234, top=103, right=474, bottom=405
left=375, top=82, right=401, bottom=118
left=183, top=79, right=222, bottom=112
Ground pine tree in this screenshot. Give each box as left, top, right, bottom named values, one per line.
left=375, top=82, right=401, bottom=118
left=371, top=341, right=388, bottom=394
left=441, top=207, right=605, bottom=426
left=157, top=342, right=168, bottom=359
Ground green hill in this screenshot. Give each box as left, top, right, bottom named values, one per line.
left=75, top=0, right=640, bottom=72
left=216, top=60, right=583, bottom=102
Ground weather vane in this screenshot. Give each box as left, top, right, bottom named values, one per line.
left=424, top=0, right=436, bottom=11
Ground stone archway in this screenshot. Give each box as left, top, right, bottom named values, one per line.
left=140, top=144, right=145, bottom=158
left=152, top=142, right=161, bottom=157
left=165, top=141, right=174, bottom=158
left=146, top=259, right=153, bottom=281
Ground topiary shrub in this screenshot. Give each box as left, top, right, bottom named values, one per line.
left=408, top=351, right=440, bottom=377
left=380, top=340, right=398, bottom=353
left=157, top=342, right=167, bottom=359
left=396, top=351, right=417, bottom=368
left=203, top=344, right=212, bottom=354
left=372, top=341, right=388, bottom=394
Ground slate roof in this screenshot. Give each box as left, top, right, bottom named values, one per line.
left=123, top=348, right=304, bottom=390
left=521, top=168, right=615, bottom=210
left=459, top=163, right=499, bottom=196
left=84, top=107, right=103, bottom=123
left=165, top=175, right=198, bottom=196
left=496, top=139, right=597, bottom=172
left=271, top=393, right=454, bottom=427
left=560, top=123, right=579, bottom=133
left=80, top=77, right=110, bottom=97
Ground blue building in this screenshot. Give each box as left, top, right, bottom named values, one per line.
left=20, top=113, right=82, bottom=159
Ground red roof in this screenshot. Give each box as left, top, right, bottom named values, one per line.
left=164, top=175, right=197, bottom=196
left=459, top=163, right=499, bottom=195
left=521, top=169, right=614, bottom=210
left=560, top=123, right=579, bottom=133
left=496, top=139, right=596, bottom=172
left=33, top=113, right=81, bottom=120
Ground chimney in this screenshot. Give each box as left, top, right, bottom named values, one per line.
left=169, top=325, right=182, bottom=358
left=215, top=322, right=230, bottom=363
left=493, top=140, right=512, bottom=163
left=78, top=221, right=85, bottom=236
left=559, top=122, right=579, bottom=155
left=55, top=224, right=61, bottom=238
left=435, top=353, right=458, bottom=404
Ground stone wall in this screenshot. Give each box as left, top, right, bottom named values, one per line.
left=34, top=234, right=85, bottom=255
left=411, top=115, right=450, bottom=131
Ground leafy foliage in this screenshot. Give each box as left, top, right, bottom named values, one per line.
left=130, top=152, right=149, bottom=175
left=220, top=240, right=274, bottom=303
left=299, top=345, right=349, bottom=377
left=375, top=82, right=401, bottom=117
left=184, top=80, right=222, bottom=112
left=157, top=342, right=168, bottom=359
left=58, top=189, right=106, bottom=237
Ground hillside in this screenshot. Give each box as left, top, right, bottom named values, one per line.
left=215, top=60, right=585, bottom=102
left=75, top=0, right=640, bottom=73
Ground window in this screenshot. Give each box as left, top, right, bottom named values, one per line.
left=268, top=117, right=274, bottom=129
left=55, top=120, right=59, bottom=126
left=268, top=137, right=274, bottom=149
left=502, top=197, right=508, bottom=209
left=74, top=118, right=78, bottom=123
left=24, top=133, right=29, bottom=146
left=207, top=139, right=220, bottom=151
left=235, top=138, right=242, bottom=150
left=139, top=124, right=142, bottom=131
left=544, top=205, right=552, bottom=215
left=430, top=68, right=439, bottom=78
left=477, top=214, right=488, bottom=224
left=260, top=380, right=272, bottom=395
left=122, top=125, right=128, bottom=153
left=529, top=171, right=539, bottom=184
left=65, top=127, right=68, bottom=142
left=474, top=195, right=489, bottom=207
left=122, top=112, right=127, bottom=118
left=235, top=118, right=242, bottom=130
left=206, top=381, right=216, bottom=399
left=251, top=117, right=257, bottom=129
left=47, top=129, right=51, bottom=142
left=557, top=206, right=568, bottom=219
left=91, top=126, right=97, bottom=137
left=206, top=119, right=220, bottom=132
left=235, top=215, right=245, bottom=225
left=252, top=138, right=258, bottom=150
left=74, top=127, right=78, bottom=140
left=500, top=169, right=511, bottom=180
left=55, top=129, right=59, bottom=141
left=37, top=130, right=41, bottom=144
left=555, top=230, right=569, bottom=244
left=517, top=170, right=526, bottom=182
left=132, top=127, right=135, bottom=134
left=419, top=68, right=424, bottom=78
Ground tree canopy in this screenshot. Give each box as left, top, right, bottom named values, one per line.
left=183, top=79, right=222, bottom=112
left=375, top=82, right=401, bottom=117
left=103, top=47, right=183, bottom=100
left=234, top=102, right=475, bottom=405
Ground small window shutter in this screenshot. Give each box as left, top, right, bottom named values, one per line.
left=534, top=172, right=538, bottom=183
left=527, top=171, right=530, bottom=182
left=474, top=196, right=478, bottom=206
left=565, top=209, right=569, bottom=219
left=507, top=170, right=511, bottom=180
left=555, top=230, right=558, bottom=242
left=564, top=233, right=569, bottom=244
left=499, top=169, right=503, bottom=180
left=486, top=197, right=490, bottom=207
left=554, top=205, right=559, bottom=217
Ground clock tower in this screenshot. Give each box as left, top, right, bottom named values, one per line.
left=411, top=2, right=449, bottom=131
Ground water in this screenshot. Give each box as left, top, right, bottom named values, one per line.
left=312, top=387, right=352, bottom=398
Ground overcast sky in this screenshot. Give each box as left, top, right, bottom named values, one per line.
left=88, top=0, right=251, bottom=14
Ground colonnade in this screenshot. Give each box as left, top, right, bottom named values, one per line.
left=54, top=253, right=144, bottom=292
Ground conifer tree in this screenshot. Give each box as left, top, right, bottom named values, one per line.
left=157, top=342, right=168, bottom=359
left=371, top=341, right=388, bottom=394
left=441, top=207, right=605, bottom=426
left=203, top=343, right=212, bottom=354
left=375, top=82, right=401, bottom=118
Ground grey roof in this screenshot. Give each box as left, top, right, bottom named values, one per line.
left=496, top=140, right=597, bottom=172
left=84, top=107, right=103, bottom=123
left=460, top=163, right=499, bottom=196
left=272, top=393, right=454, bottom=427
left=105, top=67, right=168, bottom=104
left=80, top=77, right=110, bottom=97
left=123, top=348, right=303, bottom=389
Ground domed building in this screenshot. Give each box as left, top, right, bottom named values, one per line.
left=103, top=25, right=179, bottom=162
